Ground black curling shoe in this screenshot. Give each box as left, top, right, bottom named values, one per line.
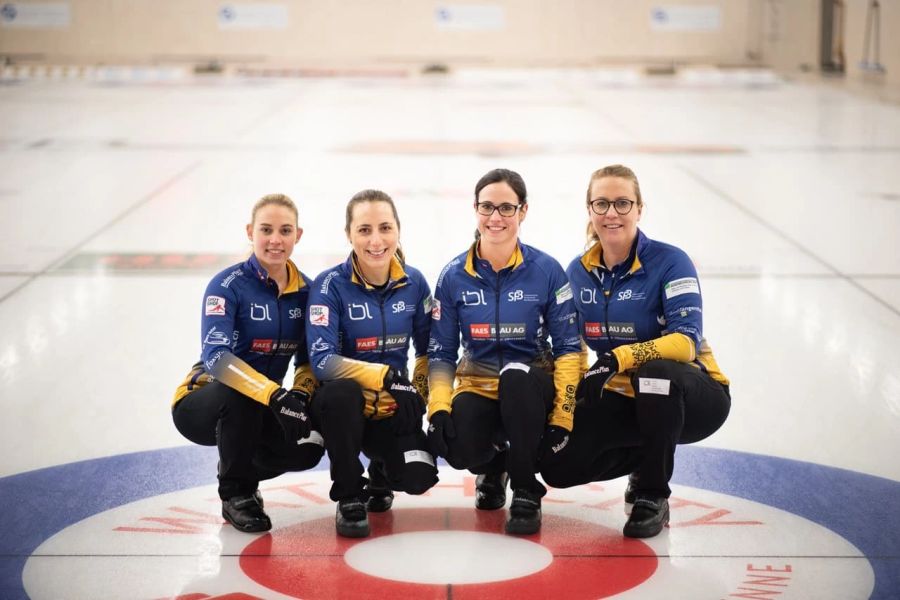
left=505, top=489, right=542, bottom=535
left=475, top=472, right=509, bottom=510
left=222, top=494, right=272, bottom=533
left=336, top=499, right=370, bottom=538
left=623, top=497, right=669, bottom=538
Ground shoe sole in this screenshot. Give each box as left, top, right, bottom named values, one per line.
left=336, top=523, right=371, bottom=538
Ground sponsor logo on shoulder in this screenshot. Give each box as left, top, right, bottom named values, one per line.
left=664, top=277, right=700, bottom=299
left=220, top=268, right=243, bottom=288
left=678, top=306, right=702, bottom=318
left=309, top=305, right=329, bottom=326
left=431, top=299, right=441, bottom=320
left=555, top=282, right=573, bottom=304
left=310, top=337, right=329, bottom=353
left=319, top=271, right=339, bottom=295
left=203, top=327, right=231, bottom=346
left=205, top=296, right=226, bottom=316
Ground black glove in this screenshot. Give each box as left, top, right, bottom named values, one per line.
left=576, top=352, right=619, bottom=400
left=539, top=425, right=570, bottom=464
left=427, top=410, right=456, bottom=457
left=383, top=368, right=426, bottom=435
left=269, top=388, right=312, bottom=443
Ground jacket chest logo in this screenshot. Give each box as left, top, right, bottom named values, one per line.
left=348, top=302, right=373, bottom=320
left=250, top=303, right=272, bottom=321
left=462, top=290, right=487, bottom=306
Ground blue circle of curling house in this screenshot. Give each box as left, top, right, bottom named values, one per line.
left=0, top=446, right=897, bottom=599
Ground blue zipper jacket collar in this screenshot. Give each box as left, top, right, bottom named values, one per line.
left=580, top=228, right=648, bottom=278
left=346, top=252, right=409, bottom=290
left=246, top=253, right=305, bottom=294
left=464, top=241, right=526, bottom=279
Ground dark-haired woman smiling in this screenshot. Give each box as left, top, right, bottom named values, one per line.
left=426, top=168, right=582, bottom=535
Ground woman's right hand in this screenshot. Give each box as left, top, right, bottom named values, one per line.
left=269, top=388, right=312, bottom=443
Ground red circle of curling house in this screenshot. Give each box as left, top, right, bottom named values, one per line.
left=241, top=507, right=657, bottom=599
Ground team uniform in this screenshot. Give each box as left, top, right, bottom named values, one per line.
left=307, top=254, right=438, bottom=504
left=541, top=229, right=730, bottom=504
left=172, top=254, right=323, bottom=501
left=428, top=241, right=582, bottom=501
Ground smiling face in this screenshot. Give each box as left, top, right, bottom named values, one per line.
left=475, top=181, right=527, bottom=249
left=246, top=203, right=302, bottom=276
left=347, top=200, right=399, bottom=284
left=588, top=176, right=642, bottom=253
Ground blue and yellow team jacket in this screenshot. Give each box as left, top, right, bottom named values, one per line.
left=566, top=228, right=729, bottom=398
left=428, top=242, right=583, bottom=431
left=306, top=254, right=432, bottom=419
left=173, top=254, right=316, bottom=407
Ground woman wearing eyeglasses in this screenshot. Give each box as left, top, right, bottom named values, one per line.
left=426, top=168, right=582, bottom=535
left=540, top=164, right=731, bottom=539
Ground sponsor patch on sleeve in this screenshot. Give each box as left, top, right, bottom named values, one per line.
left=205, top=295, right=226, bottom=316
left=555, top=282, right=573, bottom=304
left=309, top=305, right=329, bottom=326
left=431, top=298, right=442, bottom=321
left=664, top=277, right=700, bottom=299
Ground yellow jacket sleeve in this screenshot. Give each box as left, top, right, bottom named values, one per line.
left=413, top=355, right=429, bottom=399
left=428, top=361, right=456, bottom=418
left=291, top=363, right=318, bottom=396
left=548, top=352, right=582, bottom=431
left=209, top=352, right=281, bottom=406
left=611, top=332, right=696, bottom=371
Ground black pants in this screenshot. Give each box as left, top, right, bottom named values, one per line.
left=311, top=379, right=438, bottom=502
left=540, top=359, right=730, bottom=498
left=446, top=366, right=554, bottom=497
left=172, top=381, right=324, bottom=500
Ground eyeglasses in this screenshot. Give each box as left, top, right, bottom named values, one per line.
left=475, top=202, right=522, bottom=217
left=589, top=198, right=636, bottom=215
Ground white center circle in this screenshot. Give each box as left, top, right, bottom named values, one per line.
left=343, top=530, right=554, bottom=584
